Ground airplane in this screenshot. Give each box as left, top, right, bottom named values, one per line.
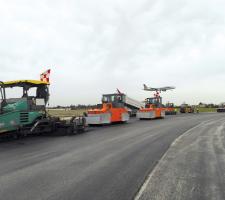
left=143, top=84, right=175, bottom=92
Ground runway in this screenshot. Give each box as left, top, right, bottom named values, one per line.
left=0, top=113, right=224, bottom=200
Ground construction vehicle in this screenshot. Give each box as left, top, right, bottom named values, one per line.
left=217, top=108, right=225, bottom=112
left=137, top=97, right=165, bottom=119
left=180, top=104, right=195, bottom=113
left=165, top=103, right=177, bottom=115
left=217, top=103, right=225, bottom=112
left=0, top=80, right=86, bottom=137
left=116, top=89, right=144, bottom=117
left=86, top=93, right=129, bottom=125
left=124, top=95, right=145, bottom=116
left=137, top=84, right=175, bottom=119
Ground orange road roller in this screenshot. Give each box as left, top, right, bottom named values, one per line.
left=137, top=97, right=165, bottom=119
left=86, top=93, right=129, bottom=125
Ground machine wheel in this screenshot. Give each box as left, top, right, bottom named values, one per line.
left=71, top=117, right=86, bottom=134
left=67, top=127, right=74, bottom=135
left=13, top=130, right=22, bottom=139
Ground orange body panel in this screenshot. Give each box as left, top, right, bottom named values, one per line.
left=165, top=107, right=175, bottom=112
left=138, top=104, right=164, bottom=118
left=88, top=103, right=128, bottom=123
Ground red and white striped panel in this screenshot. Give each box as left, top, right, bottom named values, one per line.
left=40, top=69, right=51, bottom=83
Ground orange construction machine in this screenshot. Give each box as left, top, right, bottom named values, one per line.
left=86, top=93, right=129, bottom=125
left=165, top=103, right=177, bottom=115
left=137, top=97, right=165, bottom=119
left=136, top=84, right=175, bottom=119
left=180, top=104, right=195, bottom=113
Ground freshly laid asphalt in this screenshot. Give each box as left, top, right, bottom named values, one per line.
left=0, top=113, right=224, bottom=200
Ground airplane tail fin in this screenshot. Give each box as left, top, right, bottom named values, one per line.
left=143, top=84, right=148, bottom=90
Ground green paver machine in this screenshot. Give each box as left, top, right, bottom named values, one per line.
left=0, top=80, right=86, bottom=137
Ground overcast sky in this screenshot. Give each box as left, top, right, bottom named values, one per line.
left=0, top=0, right=225, bottom=106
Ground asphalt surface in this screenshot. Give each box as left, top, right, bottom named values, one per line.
left=0, top=113, right=224, bottom=200
left=137, top=114, right=225, bottom=200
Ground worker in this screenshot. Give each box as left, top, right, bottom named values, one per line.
left=37, top=86, right=49, bottom=103
left=22, top=90, right=28, bottom=98
left=117, top=95, right=122, bottom=102
left=83, top=112, right=88, bottom=117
